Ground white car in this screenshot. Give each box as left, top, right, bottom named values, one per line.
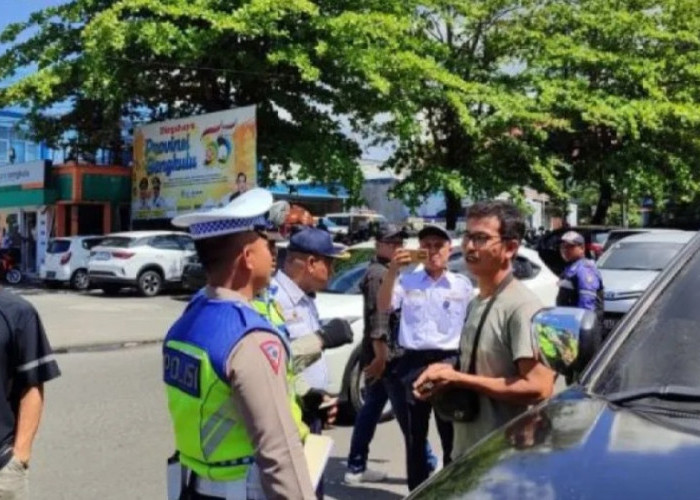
left=40, top=236, right=105, bottom=290
left=308, top=238, right=558, bottom=419
left=599, top=230, right=694, bottom=334
left=88, top=231, right=196, bottom=297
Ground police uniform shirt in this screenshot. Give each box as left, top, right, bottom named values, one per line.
left=557, top=258, right=603, bottom=312
left=205, top=287, right=315, bottom=500
left=270, top=271, right=328, bottom=391
left=391, top=269, right=473, bottom=351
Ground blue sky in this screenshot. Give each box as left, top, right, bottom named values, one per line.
left=0, top=1, right=390, bottom=160
left=1, top=1, right=67, bottom=85
left=1, top=1, right=67, bottom=28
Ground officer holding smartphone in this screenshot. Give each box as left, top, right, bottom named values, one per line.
left=377, top=224, right=473, bottom=491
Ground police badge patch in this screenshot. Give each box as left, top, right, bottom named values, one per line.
left=260, top=339, right=283, bottom=375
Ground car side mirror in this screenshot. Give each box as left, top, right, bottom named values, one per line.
left=532, top=307, right=600, bottom=377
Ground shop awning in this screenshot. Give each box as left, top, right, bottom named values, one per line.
left=267, top=183, right=349, bottom=200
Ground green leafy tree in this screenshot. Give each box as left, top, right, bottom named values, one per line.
left=521, top=0, right=700, bottom=224
left=326, top=0, right=567, bottom=228
left=0, top=0, right=367, bottom=191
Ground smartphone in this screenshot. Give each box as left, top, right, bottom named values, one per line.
left=408, top=249, right=429, bottom=264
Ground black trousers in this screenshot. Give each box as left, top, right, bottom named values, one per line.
left=391, top=349, right=458, bottom=491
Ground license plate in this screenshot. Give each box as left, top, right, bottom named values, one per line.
left=94, top=252, right=111, bottom=261
left=46, top=271, right=56, bottom=278
left=603, top=318, right=619, bottom=331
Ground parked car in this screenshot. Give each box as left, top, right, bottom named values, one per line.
left=598, top=230, right=694, bottom=334
left=182, top=254, right=206, bottom=291
left=408, top=230, right=700, bottom=500
left=318, top=238, right=559, bottom=420
left=40, top=236, right=104, bottom=290
left=88, top=231, right=195, bottom=297
left=602, top=227, right=687, bottom=252
left=324, top=211, right=388, bottom=244
left=537, top=225, right=617, bottom=275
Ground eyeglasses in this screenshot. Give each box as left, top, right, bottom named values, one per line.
left=461, top=232, right=504, bottom=249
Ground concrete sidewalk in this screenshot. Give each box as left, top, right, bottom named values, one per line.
left=6, top=285, right=187, bottom=350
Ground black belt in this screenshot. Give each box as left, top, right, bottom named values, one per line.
left=401, top=349, right=459, bottom=362
left=0, top=445, right=12, bottom=471
left=170, top=451, right=255, bottom=469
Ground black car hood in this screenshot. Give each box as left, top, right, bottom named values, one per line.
left=410, top=389, right=700, bottom=499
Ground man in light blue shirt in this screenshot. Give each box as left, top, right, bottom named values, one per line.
left=270, top=227, right=350, bottom=497
left=378, top=224, right=473, bottom=491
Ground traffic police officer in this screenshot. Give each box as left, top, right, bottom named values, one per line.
left=163, top=188, right=316, bottom=499
left=377, top=224, right=473, bottom=491
left=557, top=231, right=604, bottom=319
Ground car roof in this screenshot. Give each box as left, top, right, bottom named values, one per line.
left=325, top=212, right=385, bottom=218
left=607, top=228, right=686, bottom=235
left=617, top=231, right=696, bottom=244
left=102, top=230, right=186, bottom=238
left=50, top=235, right=102, bottom=241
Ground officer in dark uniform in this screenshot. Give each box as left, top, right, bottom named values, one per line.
left=556, top=231, right=604, bottom=317
left=557, top=231, right=605, bottom=373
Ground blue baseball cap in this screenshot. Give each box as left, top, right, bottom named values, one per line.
left=288, top=227, right=350, bottom=259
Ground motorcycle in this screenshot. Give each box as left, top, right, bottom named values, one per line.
left=0, top=249, right=22, bottom=285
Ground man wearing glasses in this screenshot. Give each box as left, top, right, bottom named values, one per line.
left=377, top=224, right=473, bottom=491
left=413, top=200, right=555, bottom=461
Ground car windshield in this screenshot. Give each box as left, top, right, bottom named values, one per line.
left=327, top=216, right=350, bottom=226
left=325, top=248, right=375, bottom=293
left=47, top=240, right=71, bottom=253
left=326, top=263, right=369, bottom=294
left=593, top=232, right=609, bottom=244
left=98, top=236, right=135, bottom=248
left=604, top=231, right=642, bottom=249
left=598, top=242, right=684, bottom=271
left=594, top=239, right=700, bottom=396
left=320, top=217, right=338, bottom=228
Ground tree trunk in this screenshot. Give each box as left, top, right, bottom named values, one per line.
left=591, top=180, right=613, bottom=224
left=444, top=189, right=462, bottom=231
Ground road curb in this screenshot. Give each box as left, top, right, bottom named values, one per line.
left=53, top=338, right=164, bottom=354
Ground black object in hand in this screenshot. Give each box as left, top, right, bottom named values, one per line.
left=318, top=318, right=353, bottom=349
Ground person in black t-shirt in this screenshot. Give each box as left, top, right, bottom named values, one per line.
left=0, top=288, right=60, bottom=499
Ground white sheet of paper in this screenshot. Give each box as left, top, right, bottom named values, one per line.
left=303, top=434, right=334, bottom=489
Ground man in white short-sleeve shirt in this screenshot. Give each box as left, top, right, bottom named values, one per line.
left=378, top=224, right=473, bottom=491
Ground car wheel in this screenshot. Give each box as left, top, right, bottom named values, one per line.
left=101, top=285, right=122, bottom=296
left=138, top=270, right=163, bottom=297
left=346, top=355, right=394, bottom=423
left=5, top=269, right=22, bottom=285
left=70, top=269, right=90, bottom=291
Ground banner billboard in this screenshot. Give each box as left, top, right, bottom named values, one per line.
left=0, top=160, right=47, bottom=190
left=131, top=106, right=257, bottom=220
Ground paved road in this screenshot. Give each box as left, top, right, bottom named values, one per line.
left=10, top=287, right=443, bottom=499
left=14, top=286, right=187, bottom=350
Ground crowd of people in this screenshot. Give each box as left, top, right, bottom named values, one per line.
left=0, top=187, right=604, bottom=500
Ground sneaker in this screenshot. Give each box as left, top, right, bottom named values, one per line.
left=344, top=468, right=388, bottom=485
